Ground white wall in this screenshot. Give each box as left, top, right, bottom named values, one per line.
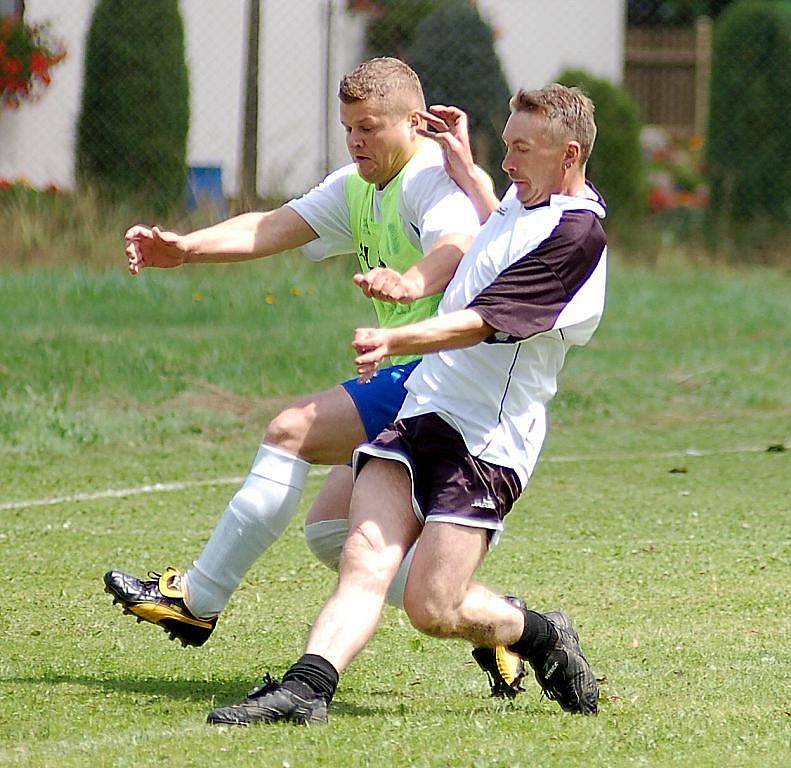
left=0, top=0, right=93, bottom=188
left=261, top=0, right=368, bottom=195
left=181, top=1, right=246, bottom=196
left=0, top=0, right=624, bottom=197
left=478, top=0, right=625, bottom=91
left=259, top=0, right=331, bottom=197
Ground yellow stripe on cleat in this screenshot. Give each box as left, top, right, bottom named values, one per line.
left=495, top=646, right=523, bottom=686
left=129, top=603, right=213, bottom=629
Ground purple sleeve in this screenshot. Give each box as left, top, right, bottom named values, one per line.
left=468, top=210, right=606, bottom=342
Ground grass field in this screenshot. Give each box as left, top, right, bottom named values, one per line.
left=0, top=255, right=789, bottom=767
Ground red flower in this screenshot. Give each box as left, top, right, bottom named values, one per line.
left=30, top=51, right=48, bottom=75
left=648, top=186, right=674, bottom=214
left=3, top=57, right=22, bottom=76
left=0, top=19, right=65, bottom=110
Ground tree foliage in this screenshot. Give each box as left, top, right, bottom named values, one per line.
left=407, top=2, right=511, bottom=191
left=361, top=0, right=446, bottom=57
left=628, top=0, right=739, bottom=25
left=76, top=0, right=190, bottom=214
left=708, top=1, right=791, bottom=223
left=557, top=69, right=648, bottom=225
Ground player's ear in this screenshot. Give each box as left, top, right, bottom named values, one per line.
left=564, top=141, right=581, bottom=169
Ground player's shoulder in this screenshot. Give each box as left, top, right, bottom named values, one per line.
left=532, top=204, right=606, bottom=271
left=553, top=207, right=606, bottom=249
left=400, top=142, right=452, bottom=190
left=319, top=162, right=357, bottom=189
left=290, top=163, right=357, bottom=210
left=539, top=188, right=605, bottom=243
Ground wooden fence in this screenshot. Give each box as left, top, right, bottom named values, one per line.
left=624, top=17, right=712, bottom=136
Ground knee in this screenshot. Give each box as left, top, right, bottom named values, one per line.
left=264, top=406, right=312, bottom=453
left=340, top=524, right=399, bottom=591
left=403, top=587, right=458, bottom=639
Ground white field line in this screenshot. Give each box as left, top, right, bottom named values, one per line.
left=0, top=444, right=783, bottom=514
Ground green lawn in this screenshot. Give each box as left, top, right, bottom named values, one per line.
left=0, top=257, right=789, bottom=767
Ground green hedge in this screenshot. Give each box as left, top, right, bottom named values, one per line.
left=364, top=0, right=445, bottom=57
left=76, top=0, right=189, bottom=215
left=708, top=0, right=791, bottom=224
left=407, top=2, right=512, bottom=191
left=557, top=69, right=647, bottom=225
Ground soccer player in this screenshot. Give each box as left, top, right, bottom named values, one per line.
left=205, top=83, right=605, bottom=725
left=104, top=58, right=483, bottom=646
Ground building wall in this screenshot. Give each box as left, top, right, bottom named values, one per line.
left=478, top=0, right=625, bottom=91
left=0, top=0, right=93, bottom=189
left=0, top=0, right=623, bottom=198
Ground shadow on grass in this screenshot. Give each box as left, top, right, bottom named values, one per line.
left=4, top=674, right=385, bottom=717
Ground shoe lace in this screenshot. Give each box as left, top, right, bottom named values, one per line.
left=247, top=673, right=280, bottom=699
left=146, top=569, right=181, bottom=590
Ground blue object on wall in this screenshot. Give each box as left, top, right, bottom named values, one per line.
left=187, top=166, right=227, bottom=215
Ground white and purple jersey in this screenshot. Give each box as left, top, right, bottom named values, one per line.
left=398, top=185, right=608, bottom=488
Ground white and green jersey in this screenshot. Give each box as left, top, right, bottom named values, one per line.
left=286, top=141, right=481, bottom=363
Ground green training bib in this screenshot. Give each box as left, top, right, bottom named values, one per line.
left=346, top=167, right=441, bottom=365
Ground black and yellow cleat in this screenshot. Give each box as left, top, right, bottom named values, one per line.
left=472, top=595, right=528, bottom=699
left=529, top=611, right=599, bottom=715
left=103, top=567, right=217, bottom=647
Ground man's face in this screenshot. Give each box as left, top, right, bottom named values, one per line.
left=340, top=98, right=417, bottom=188
left=501, top=111, right=569, bottom=205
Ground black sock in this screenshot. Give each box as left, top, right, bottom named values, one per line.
left=281, top=654, right=339, bottom=703
left=508, top=609, right=558, bottom=665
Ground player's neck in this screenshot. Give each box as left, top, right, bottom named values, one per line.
left=559, top=171, right=589, bottom=199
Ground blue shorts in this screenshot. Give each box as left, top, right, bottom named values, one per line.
left=341, top=359, right=420, bottom=441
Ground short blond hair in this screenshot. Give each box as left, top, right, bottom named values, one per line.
left=339, top=57, right=426, bottom=116
left=510, top=84, right=597, bottom=164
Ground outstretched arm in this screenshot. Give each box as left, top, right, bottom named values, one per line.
left=352, top=309, right=492, bottom=381
left=417, top=105, right=501, bottom=223
left=125, top=206, right=318, bottom=275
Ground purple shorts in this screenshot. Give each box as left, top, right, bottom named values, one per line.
left=353, top=413, right=521, bottom=547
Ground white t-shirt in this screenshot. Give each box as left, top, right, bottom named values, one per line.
left=398, top=186, right=608, bottom=489
left=285, top=141, right=481, bottom=262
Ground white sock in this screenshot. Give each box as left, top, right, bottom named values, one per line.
left=184, top=444, right=310, bottom=618
left=304, top=519, right=416, bottom=609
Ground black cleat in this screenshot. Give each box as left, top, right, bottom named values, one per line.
left=530, top=611, right=599, bottom=715
left=103, top=567, right=217, bottom=647
left=207, top=674, right=328, bottom=726
left=472, top=596, right=528, bottom=699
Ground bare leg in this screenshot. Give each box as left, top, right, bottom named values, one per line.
left=306, top=465, right=354, bottom=525
left=403, top=521, right=523, bottom=647
left=304, top=458, right=422, bottom=672
left=265, top=386, right=366, bottom=464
